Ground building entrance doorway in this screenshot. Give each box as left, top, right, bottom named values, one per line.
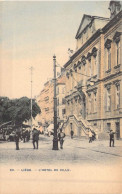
left=82, top=95, right=86, bottom=119
left=116, top=122, right=120, bottom=139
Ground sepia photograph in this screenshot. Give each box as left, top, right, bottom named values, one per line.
left=0, top=1, right=122, bottom=194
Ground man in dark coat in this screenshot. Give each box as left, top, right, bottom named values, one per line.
left=109, top=130, right=116, bottom=147
left=71, top=130, right=74, bottom=139
left=14, top=130, right=20, bottom=150
left=58, top=128, right=65, bottom=149
left=32, top=128, right=39, bottom=149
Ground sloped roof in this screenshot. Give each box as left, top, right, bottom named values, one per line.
left=75, top=14, right=92, bottom=39
left=75, top=14, right=109, bottom=39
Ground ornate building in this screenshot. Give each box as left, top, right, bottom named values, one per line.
left=36, top=70, right=66, bottom=129
left=63, top=1, right=122, bottom=139
left=56, top=72, right=66, bottom=124
left=36, top=79, right=54, bottom=127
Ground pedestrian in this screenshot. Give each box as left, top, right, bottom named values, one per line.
left=71, top=130, right=74, bottom=139
left=109, top=129, right=116, bottom=147
left=32, top=128, right=39, bottom=149
left=58, top=128, right=65, bottom=149
left=26, top=130, right=30, bottom=142
left=14, top=129, right=20, bottom=150
left=88, top=129, right=92, bottom=143
left=92, top=131, right=96, bottom=141
left=22, top=130, right=26, bottom=143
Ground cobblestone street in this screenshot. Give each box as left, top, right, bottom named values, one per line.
left=0, top=135, right=122, bottom=166
left=0, top=135, right=122, bottom=194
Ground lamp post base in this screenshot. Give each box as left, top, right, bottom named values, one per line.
left=52, top=138, right=58, bottom=150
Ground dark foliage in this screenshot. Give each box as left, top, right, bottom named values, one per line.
left=0, top=96, right=41, bottom=125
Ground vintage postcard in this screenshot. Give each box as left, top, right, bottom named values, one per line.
left=0, top=1, right=122, bottom=194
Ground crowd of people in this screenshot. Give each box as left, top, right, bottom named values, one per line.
left=14, top=127, right=39, bottom=150
left=1, top=125, right=117, bottom=150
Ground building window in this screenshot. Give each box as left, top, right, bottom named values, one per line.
left=108, top=48, right=111, bottom=70
left=87, top=52, right=92, bottom=77
left=62, top=109, right=66, bottom=115
left=106, top=88, right=111, bottom=111
left=62, top=98, right=65, bottom=105
left=66, top=72, right=69, bottom=79
left=107, top=123, right=111, bottom=132
left=105, top=39, right=112, bottom=71
left=116, top=41, right=120, bottom=66
left=116, top=84, right=120, bottom=109
left=88, top=94, right=92, bottom=114
left=94, top=92, right=97, bottom=112
left=113, top=31, right=121, bottom=66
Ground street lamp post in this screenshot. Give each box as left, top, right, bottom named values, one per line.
left=30, top=66, right=33, bottom=132
left=52, top=55, right=58, bottom=150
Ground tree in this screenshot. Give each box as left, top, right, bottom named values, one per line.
left=0, top=96, right=41, bottom=125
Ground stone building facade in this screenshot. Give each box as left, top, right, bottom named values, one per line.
left=56, top=73, right=66, bottom=124
left=63, top=1, right=122, bottom=139
left=36, top=71, right=66, bottom=128
left=36, top=79, right=54, bottom=127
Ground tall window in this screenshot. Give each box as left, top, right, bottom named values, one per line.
left=116, top=84, right=120, bottom=109
left=62, top=98, right=65, bottom=105
left=108, top=48, right=111, bottom=70
left=94, top=92, right=97, bottom=112
left=93, top=56, right=97, bottom=75
left=105, top=39, right=112, bottom=71
left=107, top=123, right=111, bottom=132
left=113, top=31, right=121, bottom=66
left=107, top=88, right=111, bottom=111
left=89, top=59, right=92, bottom=77
left=116, top=41, right=120, bottom=65
left=88, top=94, right=92, bottom=114
left=87, top=52, right=92, bottom=77
left=62, top=109, right=66, bottom=116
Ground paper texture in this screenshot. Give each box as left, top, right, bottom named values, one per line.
left=0, top=1, right=122, bottom=194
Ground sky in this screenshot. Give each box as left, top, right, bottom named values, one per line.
left=0, top=1, right=110, bottom=99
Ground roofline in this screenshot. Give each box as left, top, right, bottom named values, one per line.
left=102, top=10, right=122, bottom=33
left=75, top=14, right=91, bottom=39
left=64, top=29, right=101, bottom=68
left=64, top=11, right=122, bottom=69
left=75, top=14, right=109, bottom=39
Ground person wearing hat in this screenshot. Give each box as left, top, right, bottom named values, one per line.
left=32, top=128, right=39, bottom=149
left=88, top=129, right=93, bottom=143
left=14, top=128, right=21, bottom=150
left=109, top=129, right=116, bottom=147
left=58, top=128, right=65, bottom=149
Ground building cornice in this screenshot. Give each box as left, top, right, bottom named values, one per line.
left=102, top=10, right=122, bottom=33
left=87, top=116, right=122, bottom=122
left=57, top=83, right=65, bottom=86
left=86, top=87, right=98, bottom=93
left=102, top=71, right=122, bottom=82
left=64, top=29, right=101, bottom=68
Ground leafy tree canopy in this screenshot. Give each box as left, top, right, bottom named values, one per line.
left=0, top=96, right=41, bottom=125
